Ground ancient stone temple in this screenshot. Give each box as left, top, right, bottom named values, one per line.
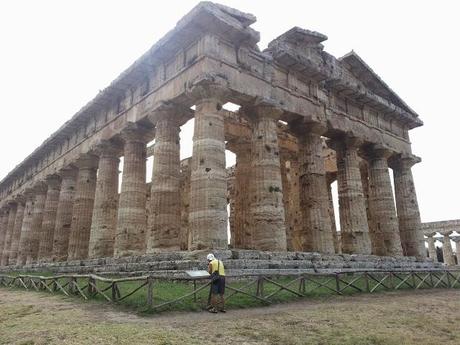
left=0, top=2, right=436, bottom=272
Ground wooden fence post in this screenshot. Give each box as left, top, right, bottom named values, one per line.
left=335, top=274, right=340, bottom=294
left=147, top=276, right=154, bottom=309
left=256, top=277, right=264, bottom=297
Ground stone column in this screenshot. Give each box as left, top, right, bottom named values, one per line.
left=180, top=158, right=191, bottom=250
left=17, top=190, right=35, bottom=266
left=452, top=237, right=460, bottom=265
left=26, top=183, right=48, bottom=265
left=359, top=161, right=375, bottom=252
left=365, top=146, right=402, bottom=256
left=390, top=154, right=425, bottom=258
left=229, top=140, right=252, bottom=249
left=426, top=234, right=438, bottom=262
left=441, top=234, right=455, bottom=266
left=52, top=166, right=78, bottom=262
left=67, top=155, right=98, bottom=261
left=333, top=137, right=372, bottom=255
left=89, top=141, right=120, bottom=258
left=0, top=208, right=9, bottom=263
left=326, top=173, right=340, bottom=254
left=188, top=87, right=228, bottom=250
left=297, top=125, right=334, bottom=254
left=147, top=109, right=181, bottom=253
left=115, top=124, right=151, bottom=257
left=37, top=175, right=61, bottom=262
left=1, top=201, right=18, bottom=266
left=248, top=104, right=286, bottom=251
left=8, top=196, right=25, bottom=265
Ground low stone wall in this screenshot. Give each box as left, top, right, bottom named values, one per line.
left=0, top=250, right=442, bottom=277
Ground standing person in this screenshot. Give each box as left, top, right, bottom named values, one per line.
left=207, top=253, right=226, bottom=313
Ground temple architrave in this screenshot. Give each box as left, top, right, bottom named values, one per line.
left=0, top=2, right=453, bottom=271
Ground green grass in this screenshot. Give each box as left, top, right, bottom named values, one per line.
left=2, top=271, right=457, bottom=314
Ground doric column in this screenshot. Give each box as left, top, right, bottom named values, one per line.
left=147, top=107, right=181, bottom=252
left=26, top=183, right=48, bottom=265
left=8, top=196, right=25, bottom=265
left=89, top=141, right=120, bottom=258
left=426, top=234, right=438, bottom=262
left=67, top=155, right=98, bottom=261
left=441, top=234, right=455, bottom=266
left=364, top=146, right=402, bottom=256
left=37, top=175, right=61, bottom=262
left=0, top=208, right=9, bottom=263
left=390, top=154, right=425, bottom=258
left=17, top=190, right=35, bottom=266
left=188, top=84, right=228, bottom=250
left=228, top=140, right=252, bottom=249
left=359, top=161, right=375, bottom=251
left=1, top=201, right=18, bottom=266
left=452, top=237, right=460, bottom=265
left=248, top=104, right=286, bottom=251
left=52, top=166, right=78, bottom=262
left=297, top=125, right=334, bottom=254
left=326, top=173, right=340, bottom=254
left=114, top=124, right=151, bottom=257
left=332, top=137, right=372, bottom=254
left=179, top=158, right=192, bottom=250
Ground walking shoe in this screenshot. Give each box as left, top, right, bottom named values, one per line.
left=207, top=307, right=218, bottom=313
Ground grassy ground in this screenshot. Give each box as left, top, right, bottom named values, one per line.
left=0, top=288, right=459, bottom=345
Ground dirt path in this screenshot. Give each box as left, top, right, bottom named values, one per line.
left=1, top=288, right=460, bottom=344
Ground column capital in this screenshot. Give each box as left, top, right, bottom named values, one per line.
left=388, top=153, right=421, bottom=170
left=6, top=199, right=18, bottom=208
left=14, top=194, right=26, bottom=205
left=244, top=97, right=284, bottom=121
left=327, top=134, right=363, bottom=151
left=32, top=182, right=47, bottom=195
left=450, top=236, right=460, bottom=243
left=45, top=174, right=62, bottom=189
left=186, top=73, right=230, bottom=103
left=290, top=120, right=327, bottom=139
left=360, top=144, right=394, bottom=161
left=58, top=165, right=78, bottom=180
left=120, top=123, right=154, bottom=143
left=226, top=139, right=251, bottom=155
left=93, top=140, right=123, bottom=158
left=147, top=101, right=191, bottom=126
left=74, top=154, right=99, bottom=170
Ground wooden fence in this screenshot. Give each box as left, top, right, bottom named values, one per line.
left=1, top=270, right=459, bottom=312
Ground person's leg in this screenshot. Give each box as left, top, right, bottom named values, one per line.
left=219, top=278, right=226, bottom=312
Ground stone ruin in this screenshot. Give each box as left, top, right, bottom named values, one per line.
left=0, top=2, right=450, bottom=274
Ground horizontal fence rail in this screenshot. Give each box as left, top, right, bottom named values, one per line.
left=1, top=270, right=459, bottom=312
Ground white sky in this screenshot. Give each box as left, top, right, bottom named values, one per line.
left=0, top=0, right=459, bottom=229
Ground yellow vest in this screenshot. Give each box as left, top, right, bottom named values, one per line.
left=210, top=259, right=225, bottom=276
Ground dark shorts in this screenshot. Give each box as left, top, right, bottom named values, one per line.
left=211, top=277, right=225, bottom=295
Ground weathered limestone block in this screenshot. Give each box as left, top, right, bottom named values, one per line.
left=38, top=175, right=61, bottom=262
left=68, top=155, right=98, bottom=261
left=297, top=126, right=334, bottom=254
left=1, top=202, right=17, bottom=266
left=8, top=197, right=25, bottom=265
left=426, top=234, right=438, bottom=262
left=391, top=154, right=425, bottom=258
left=0, top=208, right=10, bottom=262
left=89, top=141, right=120, bottom=258
left=248, top=104, right=286, bottom=251
left=115, top=124, right=151, bottom=257
left=26, top=184, right=48, bottom=265
left=52, top=166, right=78, bottom=262
left=188, top=86, right=228, bottom=250
left=280, top=150, right=302, bottom=251
left=365, top=146, right=402, bottom=256
left=180, top=158, right=191, bottom=250
left=17, top=191, right=35, bottom=266
left=333, top=137, right=372, bottom=254
left=229, top=141, right=252, bottom=249
left=148, top=110, right=181, bottom=252
left=326, top=173, right=340, bottom=254
left=441, top=234, right=455, bottom=266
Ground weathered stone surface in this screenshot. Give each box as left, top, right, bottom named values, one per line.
left=17, top=191, right=35, bottom=266
left=8, top=197, right=25, bottom=266
left=0, top=208, right=10, bottom=262
left=148, top=109, right=181, bottom=252
left=333, top=137, right=372, bottom=254
left=89, top=142, right=120, bottom=258
left=26, top=184, right=48, bottom=265
left=441, top=234, right=455, bottom=266
left=68, top=155, right=98, bottom=261
left=426, top=235, right=438, bottom=262
left=52, top=167, right=78, bottom=262
left=179, top=158, right=191, bottom=250
left=37, top=175, right=61, bottom=262
left=391, top=154, right=425, bottom=258
left=297, top=126, right=334, bottom=254
left=248, top=104, right=286, bottom=251
left=1, top=202, right=17, bottom=266
left=365, top=146, right=402, bottom=256
left=326, top=173, right=340, bottom=254
left=188, top=84, right=228, bottom=250
left=115, top=125, right=151, bottom=257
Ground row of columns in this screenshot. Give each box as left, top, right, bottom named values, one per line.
left=425, top=233, right=459, bottom=266
left=0, top=91, right=426, bottom=266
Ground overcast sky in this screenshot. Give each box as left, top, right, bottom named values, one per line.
left=0, top=0, right=459, bottom=231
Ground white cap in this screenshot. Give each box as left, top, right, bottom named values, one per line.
left=207, top=253, right=215, bottom=261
